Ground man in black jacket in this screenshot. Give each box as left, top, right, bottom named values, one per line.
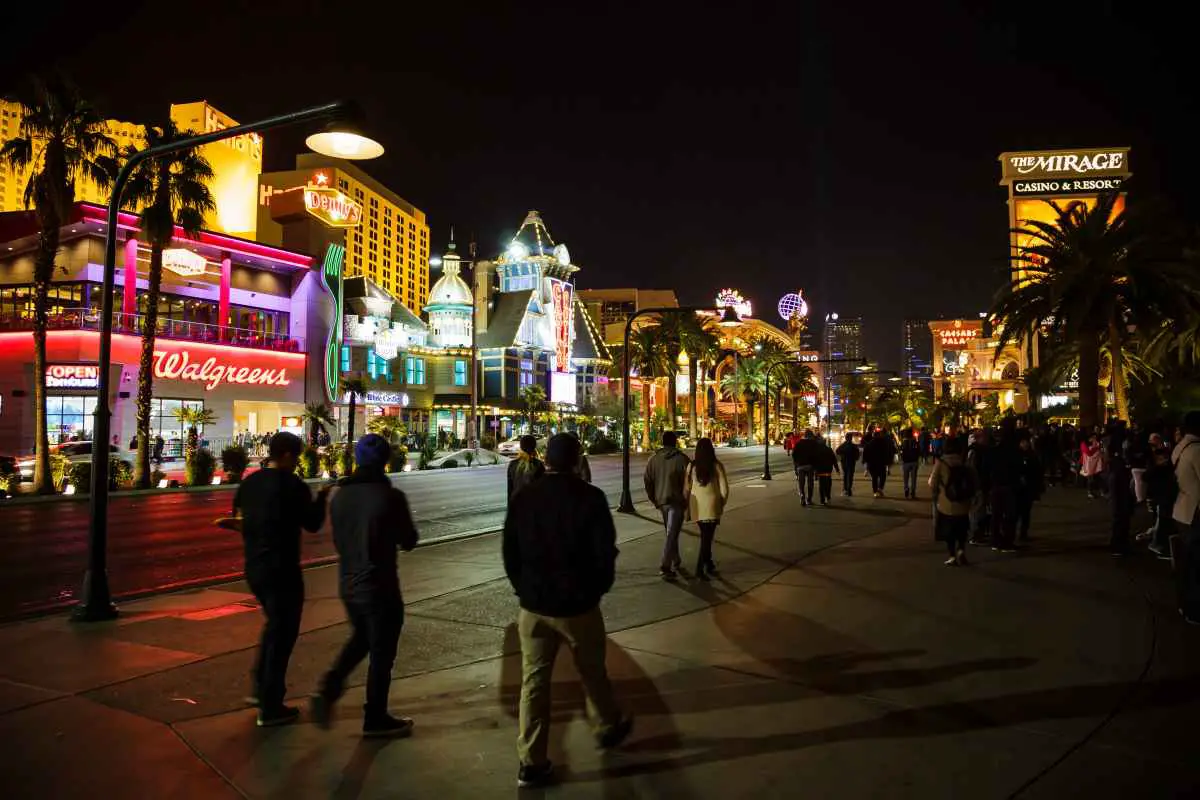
left=310, top=434, right=419, bottom=738
left=836, top=434, right=860, bottom=496
left=233, top=431, right=325, bottom=727
left=502, top=434, right=632, bottom=789
left=791, top=430, right=820, bottom=506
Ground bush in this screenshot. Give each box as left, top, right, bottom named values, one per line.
left=587, top=436, right=620, bottom=455
left=440, top=458, right=459, bottom=469
left=63, top=455, right=131, bottom=494
left=480, top=433, right=497, bottom=451
left=323, top=444, right=354, bottom=478
left=185, top=448, right=217, bottom=487
left=220, top=446, right=249, bottom=483
left=111, top=458, right=133, bottom=489
left=50, top=454, right=70, bottom=490
left=387, top=445, right=408, bottom=473
left=300, top=447, right=320, bottom=479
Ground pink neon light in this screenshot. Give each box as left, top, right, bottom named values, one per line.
left=0, top=330, right=307, bottom=361
left=153, top=349, right=292, bottom=390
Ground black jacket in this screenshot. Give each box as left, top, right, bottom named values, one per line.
left=862, top=436, right=895, bottom=469
left=900, top=439, right=920, bottom=464
left=835, top=441, right=860, bottom=466
left=811, top=442, right=839, bottom=474
left=791, top=437, right=821, bottom=468
left=503, top=472, right=618, bottom=617
left=234, top=467, right=324, bottom=584
left=330, top=468, right=419, bottom=603
left=507, top=456, right=546, bottom=499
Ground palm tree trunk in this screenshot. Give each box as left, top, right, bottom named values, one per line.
left=641, top=381, right=652, bottom=450
left=347, top=393, right=358, bottom=445
left=31, top=223, right=56, bottom=494
left=1108, top=317, right=1129, bottom=422
left=1077, top=328, right=1101, bottom=430
left=134, top=245, right=164, bottom=487
left=687, top=359, right=698, bottom=439
left=667, top=351, right=679, bottom=433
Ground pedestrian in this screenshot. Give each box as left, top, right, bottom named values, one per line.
left=153, top=434, right=165, bottom=465
left=967, top=429, right=993, bottom=544
left=503, top=433, right=632, bottom=788
left=929, top=436, right=977, bottom=565
left=791, top=430, right=818, bottom=506
left=310, top=434, right=419, bottom=737
left=644, top=431, right=691, bottom=580
left=1015, top=430, right=1044, bottom=542
left=862, top=429, right=894, bottom=498
left=507, top=435, right=545, bottom=501
left=836, top=433, right=860, bottom=497
left=930, top=430, right=944, bottom=462
left=128, top=434, right=138, bottom=451
left=988, top=422, right=1022, bottom=553
left=1171, top=413, right=1200, bottom=623
left=1145, top=443, right=1175, bottom=560
left=1109, top=433, right=1134, bottom=557
left=919, top=428, right=931, bottom=465
left=683, top=437, right=729, bottom=580
left=812, top=434, right=840, bottom=506
left=232, top=431, right=325, bottom=726
left=900, top=432, right=921, bottom=499
left=1080, top=434, right=1104, bottom=498
left=567, top=431, right=592, bottom=483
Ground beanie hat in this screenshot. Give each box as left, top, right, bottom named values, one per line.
left=354, top=433, right=391, bottom=469
left=545, top=433, right=581, bottom=473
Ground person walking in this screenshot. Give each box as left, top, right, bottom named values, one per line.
left=503, top=434, right=632, bottom=788
left=900, top=432, right=921, bottom=499
left=988, top=423, right=1022, bottom=553
left=232, top=431, right=325, bottom=727
left=1109, top=436, right=1134, bottom=557
left=1015, top=430, right=1044, bottom=543
left=310, top=434, right=420, bottom=737
left=791, top=430, right=818, bottom=506
left=644, top=431, right=691, bottom=580
left=967, top=429, right=993, bottom=545
left=812, top=435, right=840, bottom=506
left=836, top=434, right=860, bottom=497
left=929, top=437, right=977, bottom=565
left=507, top=435, right=545, bottom=501
left=153, top=433, right=165, bottom=465
left=1145, top=444, right=1175, bottom=560
left=1080, top=434, right=1104, bottom=498
left=863, top=429, right=894, bottom=498
left=684, top=437, right=729, bottom=580
left=1172, top=412, right=1200, bottom=623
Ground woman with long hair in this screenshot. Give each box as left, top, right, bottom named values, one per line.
left=684, top=437, right=730, bottom=581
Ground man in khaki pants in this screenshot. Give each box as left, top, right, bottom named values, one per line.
left=502, top=433, right=633, bottom=789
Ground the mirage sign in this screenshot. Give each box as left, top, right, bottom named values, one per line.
left=999, top=148, right=1131, bottom=182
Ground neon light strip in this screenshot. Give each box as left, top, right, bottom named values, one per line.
left=320, top=243, right=346, bottom=401
left=0, top=329, right=307, bottom=360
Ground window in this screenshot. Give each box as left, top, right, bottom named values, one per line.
left=405, top=356, right=426, bottom=386
left=367, top=348, right=391, bottom=380
left=341, top=345, right=351, bottom=372
left=45, top=395, right=98, bottom=444
left=454, top=359, right=468, bottom=386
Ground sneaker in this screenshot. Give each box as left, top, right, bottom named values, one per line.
left=1135, top=531, right=1153, bottom=542
left=944, top=556, right=959, bottom=566
left=243, top=695, right=260, bottom=708
left=1149, top=544, right=1171, bottom=560
left=257, top=705, right=301, bottom=728
left=309, top=693, right=333, bottom=730
left=969, top=538, right=989, bottom=546
left=518, top=761, right=556, bottom=789
left=659, top=568, right=678, bottom=581
left=597, top=716, right=634, bottom=749
left=363, top=714, right=414, bottom=738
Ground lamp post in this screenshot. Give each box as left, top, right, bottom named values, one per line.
left=761, top=354, right=864, bottom=480
left=618, top=305, right=738, bottom=514
left=72, top=101, right=383, bottom=622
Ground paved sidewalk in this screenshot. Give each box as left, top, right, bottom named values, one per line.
left=1, top=470, right=1198, bottom=798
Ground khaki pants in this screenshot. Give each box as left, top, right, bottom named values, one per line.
left=517, top=606, right=621, bottom=766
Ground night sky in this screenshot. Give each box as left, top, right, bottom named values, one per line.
left=2, top=1, right=1195, bottom=369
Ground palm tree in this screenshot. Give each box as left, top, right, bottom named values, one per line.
left=720, top=357, right=767, bottom=442
left=0, top=76, right=115, bottom=493
left=655, top=313, right=687, bottom=432
left=172, top=406, right=217, bottom=461
left=366, top=414, right=407, bottom=444
left=519, top=384, right=546, bottom=434
left=121, top=120, right=216, bottom=487
left=301, top=401, right=335, bottom=446
left=779, top=362, right=817, bottom=432
left=840, top=372, right=872, bottom=431
left=627, top=325, right=671, bottom=450
left=340, top=376, right=367, bottom=445
left=992, top=192, right=1199, bottom=427
left=679, top=315, right=721, bottom=439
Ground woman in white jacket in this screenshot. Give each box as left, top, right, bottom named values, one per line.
left=684, top=438, right=730, bottom=581
left=1172, top=412, right=1200, bottom=624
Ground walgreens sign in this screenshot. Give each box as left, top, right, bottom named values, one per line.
left=153, top=349, right=292, bottom=390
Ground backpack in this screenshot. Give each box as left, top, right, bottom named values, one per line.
left=943, top=463, right=975, bottom=503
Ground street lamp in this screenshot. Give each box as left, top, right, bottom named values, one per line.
left=618, top=306, right=734, bottom=514
left=73, top=101, right=383, bottom=622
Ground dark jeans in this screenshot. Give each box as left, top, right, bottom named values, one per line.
left=796, top=466, right=814, bottom=502
left=1151, top=505, right=1171, bottom=551
left=818, top=474, right=833, bottom=504
left=938, top=512, right=970, bottom=556
left=841, top=462, right=856, bottom=495
left=902, top=463, right=919, bottom=497
left=1177, top=522, right=1200, bottom=619
left=696, top=520, right=718, bottom=571
left=1086, top=473, right=1104, bottom=495
left=1016, top=491, right=1034, bottom=540
left=321, top=596, right=404, bottom=719
left=990, top=486, right=1017, bottom=548
left=248, top=574, right=304, bottom=712
left=869, top=466, right=887, bottom=493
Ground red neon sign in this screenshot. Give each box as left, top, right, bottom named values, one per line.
left=551, top=280, right=573, bottom=372
left=46, top=364, right=100, bottom=389
left=152, top=349, right=292, bottom=390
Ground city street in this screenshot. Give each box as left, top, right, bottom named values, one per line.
left=0, top=445, right=795, bottom=620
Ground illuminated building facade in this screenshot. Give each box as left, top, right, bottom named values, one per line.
left=929, top=318, right=1028, bottom=415
left=577, top=287, right=679, bottom=346
left=258, top=154, right=429, bottom=315
left=902, top=317, right=933, bottom=383
left=1, top=100, right=263, bottom=239
left=824, top=314, right=862, bottom=415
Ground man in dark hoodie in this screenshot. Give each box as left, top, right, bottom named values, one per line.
left=233, top=431, right=325, bottom=727
left=503, top=434, right=632, bottom=789
left=836, top=433, right=860, bottom=496
left=310, top=434, right=419, bottom=738
left=791, top=430, right=820, bottom=506
left=644, top=431, right=691, bottom=580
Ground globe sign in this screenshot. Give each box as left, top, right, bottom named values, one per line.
left=778, top=292, right=808, bottom=322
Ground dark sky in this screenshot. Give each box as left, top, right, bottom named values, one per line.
left=3, top=1, right=1195, bottom=369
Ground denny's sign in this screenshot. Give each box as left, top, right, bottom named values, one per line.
left=303, top=187, right=362, bottom=228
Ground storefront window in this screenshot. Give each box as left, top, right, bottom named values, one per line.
left=341, top=346, right=351, bottom=372
left=454, top=359, right=468, bottom=386
left=367, top=348, right=392, bottom=380
left=150, top=398, right=205, bottom=459
left=405, top=356, right=426, bottom=386
left=46, top=395, right=97, bottom=444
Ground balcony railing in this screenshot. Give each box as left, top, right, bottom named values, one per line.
left=0, top=309, right=304, bottom=352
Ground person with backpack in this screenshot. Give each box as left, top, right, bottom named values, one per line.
left=929, top=437, right=977, bottom=565
left=835, top=433, right=860, bottom=497
left=900, top=432, right=921, bottom=499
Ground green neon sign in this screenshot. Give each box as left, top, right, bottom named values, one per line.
left=321, top=243, right=346, bottom=402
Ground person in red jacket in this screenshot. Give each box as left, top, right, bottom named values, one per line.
left=784, top=430, right=797, bottom=455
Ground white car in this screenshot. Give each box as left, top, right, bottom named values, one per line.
left=17, top=441, right=124, bottom=481
left=497, top=436, right=545, bottom=457
left=426, top=448, right=503, bottom=468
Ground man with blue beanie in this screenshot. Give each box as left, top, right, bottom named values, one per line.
left=310, top=433, right=420, bottom=737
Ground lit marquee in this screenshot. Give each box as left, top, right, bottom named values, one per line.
left=162, top=248, right=208, bottom=277
left=716, top=289, right=752, bottom=319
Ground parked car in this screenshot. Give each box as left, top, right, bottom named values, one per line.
left=497, top=436, right=545, bottom=457
left=17, top=441, right=122, bottom=481
left=426, top=448, right=503, bottom=468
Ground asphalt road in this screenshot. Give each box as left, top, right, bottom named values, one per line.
left=0, top=445, right=796, bottom=620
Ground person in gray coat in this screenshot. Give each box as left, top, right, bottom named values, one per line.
left=643, top=431, right=691, bottom=580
